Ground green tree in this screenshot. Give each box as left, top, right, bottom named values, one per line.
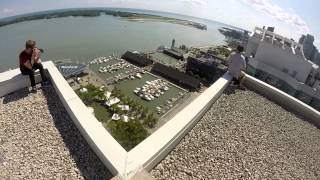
left=108, top=120, right=149, bottom=151
left=76, top=84, right=105, bottom=105
left=143, top=113, right=158, bottom=128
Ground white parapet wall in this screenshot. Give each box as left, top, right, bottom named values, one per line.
left=243, top=74, right=320, bottom=127
left=0, top=66, right=43, bottom=97
left=125, top=73, right=232, bottom=178
left=0, top=62, right=233, bottom=179
left=0, top=61, right=128, bottom=176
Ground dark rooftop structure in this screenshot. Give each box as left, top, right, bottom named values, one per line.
left=151, top=63, right=200, bottom=91
left=163, top=49, right=184, bottom=60
left=56, top=63, right=87, bottom=79
left=187, top=56, right=219, bottom=83
left=122, top=51, right=153, bottom=67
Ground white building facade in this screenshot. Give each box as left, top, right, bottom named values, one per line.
left=245, top=27, right=320, bottom=110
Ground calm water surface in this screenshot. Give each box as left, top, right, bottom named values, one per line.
left=0, top=12, right=227, bottom=72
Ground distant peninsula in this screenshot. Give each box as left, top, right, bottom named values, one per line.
left=0, top=9, right=207, bottom=30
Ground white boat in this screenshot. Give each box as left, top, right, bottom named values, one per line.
left=79, top=88, right=88, bottom=93
left=122, top=115, right=129, bottom=123
left=136, top=73, right=142, bottom=79
left=105, top=97, right=120, bottom=107
left=112, top=114, right=121, bottom=121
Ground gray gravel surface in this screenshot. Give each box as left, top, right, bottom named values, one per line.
left=151, top=87, right=320, bottom=180
left=0, top=86, right=112, bottom=179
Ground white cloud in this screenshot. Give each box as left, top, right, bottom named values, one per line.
left=242, top=0, right=309, bottom=35
left=2, top=8, right=15, bottom=14
left=178, top=0, right=208, bottom=6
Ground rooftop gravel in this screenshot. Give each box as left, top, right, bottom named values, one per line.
left=0, top=86, right=112, bottom=179
left=151, top=86, right=320, bottom=180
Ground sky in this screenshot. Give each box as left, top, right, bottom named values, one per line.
left=0, top=0, right=319, bottom=47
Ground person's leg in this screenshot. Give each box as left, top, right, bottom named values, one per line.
left=33, top=63, right=47, bottom=82
left=232, top=77, right=240, bottom=86
left=238, top=72, right=246, bottom=90
left=20, top=66, right=36, bottom=87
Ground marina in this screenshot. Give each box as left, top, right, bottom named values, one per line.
left=55, top=41, right=229, bottom=151
left=87, top=55, right=188, bottom=118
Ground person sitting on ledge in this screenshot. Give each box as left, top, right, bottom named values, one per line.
left=19, top=40, right=48, bottom=92
left=227, top=45, right=247, bottom=88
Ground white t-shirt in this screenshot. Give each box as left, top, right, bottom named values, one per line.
left=227, top=52, right=246, bottom=79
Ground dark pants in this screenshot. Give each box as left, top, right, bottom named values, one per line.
left=232, top=77, right=240, bottom=85
left=20, top=63, right=47, bottom=87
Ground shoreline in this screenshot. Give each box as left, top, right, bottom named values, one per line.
left=0, top=9, right=207, bottom=30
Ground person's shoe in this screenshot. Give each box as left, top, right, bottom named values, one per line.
left=31, top=86, right=37, bottom=93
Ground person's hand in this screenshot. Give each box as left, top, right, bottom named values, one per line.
left=32, top=48, right=41, bottom=61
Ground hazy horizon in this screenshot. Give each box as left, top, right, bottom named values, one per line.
left=1, top=0, right=319, bottom=47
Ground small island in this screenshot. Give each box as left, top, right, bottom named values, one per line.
left=0, top=9, right=207, bottom=30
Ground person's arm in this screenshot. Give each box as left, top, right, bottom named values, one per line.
left=20, top=53, right=33, bottom=70
left=24, top=61, right=33, bottom=70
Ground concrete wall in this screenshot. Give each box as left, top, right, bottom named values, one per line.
left=0, top=62, right=233, bottom=179
left=0, top=62, right=128, bottom=177
left=255, top=41, right=313, bottom=83
left=0, top=65, right=44, bottom=97
left=248, top=58, right=317, bottom=98
left=243, top=74, right=320, bottom=127
left=245, top=35, right=260, bottom=57
left=125, top=73, right=232, bottom=179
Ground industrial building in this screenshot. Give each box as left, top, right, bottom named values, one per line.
left=245, top=27, right=320, bottom=110
left=151, top=63, right=200, bottom=90
left=121, top=51, right=153, bottom=67
left=186, top=56, right=218, bottom=83
left=163, top=49, right=184, bottom=60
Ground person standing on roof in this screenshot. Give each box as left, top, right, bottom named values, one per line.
left=19, top=40, right=48, bottom=92
left=227, top=45, right=247, bottom=87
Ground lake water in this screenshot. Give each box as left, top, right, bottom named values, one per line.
left=0, top=9, right=228, bottom=72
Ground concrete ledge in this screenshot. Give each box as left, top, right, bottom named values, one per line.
left=126, top=73, right=232, bottom=178
left=0, top=62, right=54, bottom=97
left=0, top=61, right=128, bottom=177
left=243, top=74, right=320, bottom=127
left=0, top=63, right=233, bottom=179
left=45, top=61, right=128, bottom=176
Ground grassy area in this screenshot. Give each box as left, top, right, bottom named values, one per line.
left=115, top=73, right=187, bottom=117
left=149, top=52, right=181, bottom=67
left=208, top=46, right=231, bottom=60
left=75, top=84, right=159, bottom=151
left=91, top=102, right=111, bottom=123
left=108, top=119, right=149, bottom=151
left=89, top=59, right=188, bottom=117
